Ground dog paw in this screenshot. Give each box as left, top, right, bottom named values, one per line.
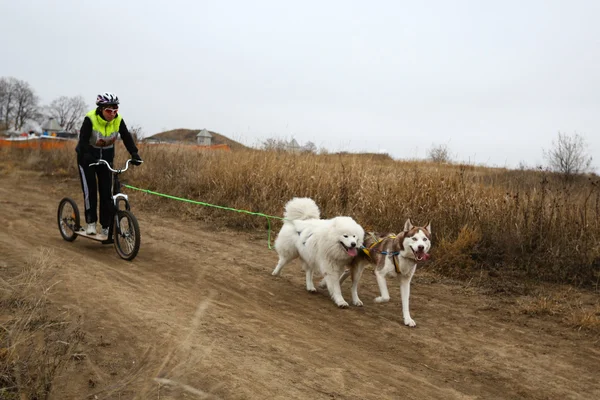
left=337, top=301, right=349, bottom=309
left=307, top=287, right=317, bottom=293
left=271, top=270, right=280, bottom=276
left=353, top=299, right=364, bottom=307
left=374, top=296, right=390, bottom=303
left=404, top=318, right=416, bottom=327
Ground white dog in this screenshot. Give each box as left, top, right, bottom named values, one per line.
left=271, top=197, right=364, bottom=308
left=336, top=219, right=432, bottom=326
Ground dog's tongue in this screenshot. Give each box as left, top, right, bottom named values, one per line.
left=417, top=252, right=430, bottom=261
left=347, top=247, right=358, bottom=257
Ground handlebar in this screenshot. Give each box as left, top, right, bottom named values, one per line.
left=89, top=158, right=143, bottom=173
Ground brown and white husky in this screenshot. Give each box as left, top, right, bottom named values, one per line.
left=323, top=219, right=431, bottom=326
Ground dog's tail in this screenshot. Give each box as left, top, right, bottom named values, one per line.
left=283, top=197, right=320, bottom=221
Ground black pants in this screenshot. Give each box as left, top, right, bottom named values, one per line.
left=77, top=160, right=112, bottom=228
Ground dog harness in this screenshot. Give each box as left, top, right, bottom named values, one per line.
left=361, top=233, right=401, bottom=273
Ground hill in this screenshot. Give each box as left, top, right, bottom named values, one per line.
left=145, top=128, right=249, bottom=150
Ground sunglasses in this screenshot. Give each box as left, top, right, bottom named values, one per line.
left=103, top=108, right=119, bottom=114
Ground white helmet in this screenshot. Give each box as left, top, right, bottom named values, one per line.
left=96, top=92, right=120, bottom=106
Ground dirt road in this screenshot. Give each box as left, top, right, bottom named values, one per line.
left=1, top=167, right=599, bottom=399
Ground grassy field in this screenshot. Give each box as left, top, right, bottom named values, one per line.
left=2, top=142, right=599, bottom=288
left=1, top=142, right=599, bottom=399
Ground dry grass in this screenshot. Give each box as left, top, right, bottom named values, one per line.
left=516, top=286, right=600, bottom=332
left=2, top=143, right=600, bottom=288
left=568, top=307, right=600, bottom=332
left=518, top=293, right=566, bottom=316
left=429, top=225, right=482, bottom=279
left=0, top=143, right=599, bottom=399
left=0, top=248, right=84, bottom=399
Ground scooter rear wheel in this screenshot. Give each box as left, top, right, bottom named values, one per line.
left=57, top=197, right=80, bottom=242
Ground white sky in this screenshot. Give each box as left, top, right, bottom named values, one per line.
left=1, top=0, right=599, bottom=169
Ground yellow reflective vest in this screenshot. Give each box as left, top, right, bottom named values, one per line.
left=85, top=109, right=122, bottom=149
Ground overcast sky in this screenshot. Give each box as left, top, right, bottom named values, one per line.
left=1, top=0, right=599, bottom=169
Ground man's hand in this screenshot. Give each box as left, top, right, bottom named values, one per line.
left=131, top=153, right=143, bottom=166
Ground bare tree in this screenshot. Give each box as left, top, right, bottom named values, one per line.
left=0, top=77, right=40, bottom=131
left=127, top=123, right=143, bottom=143
left=262, top=137, right=289, bottom=151
left=0, top=77, right=16, bottom=129
left=427, top=143, right=452, bottom=163
left=47, top=95, right=87, bottom=132
left=12, top=79, right=39, bottom=131
left=543, top=132, right=593, bottom=180
left=302, top=141, right=317, bottom=153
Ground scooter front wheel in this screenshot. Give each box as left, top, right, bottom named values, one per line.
left=113, top=209, right=140, bottom=261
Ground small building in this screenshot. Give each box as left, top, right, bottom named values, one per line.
left=287, top=138, right=302, bottom=153
left=41, top=118, right=63, bottom=136
left=196, top=129, right=212, bottom=146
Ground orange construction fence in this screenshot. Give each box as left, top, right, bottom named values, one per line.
left=0, top=138, right=75, bottom=150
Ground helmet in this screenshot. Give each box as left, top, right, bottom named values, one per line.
left=96, top=92, right=120, bottom=106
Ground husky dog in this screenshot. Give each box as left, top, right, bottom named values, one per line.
left=334, top=219, right=431, bottom=326
left=271, top=197, right=365, bottom=308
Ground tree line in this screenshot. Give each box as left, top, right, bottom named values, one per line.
left=2, top=76, right=593, bottom=178
left=0, top=76, right=87, bottom=133
left=427, top=132, right=594, bottom=180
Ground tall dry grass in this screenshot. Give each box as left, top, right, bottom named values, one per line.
left=0, top=248, right=84, bottom=399
left=2, top=143, right=599, bottom=288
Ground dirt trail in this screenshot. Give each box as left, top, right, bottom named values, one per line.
left=1, top=168, right=599, bottom=399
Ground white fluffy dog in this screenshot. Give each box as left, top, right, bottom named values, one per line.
left=271, top=197, right=364, bottom=308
